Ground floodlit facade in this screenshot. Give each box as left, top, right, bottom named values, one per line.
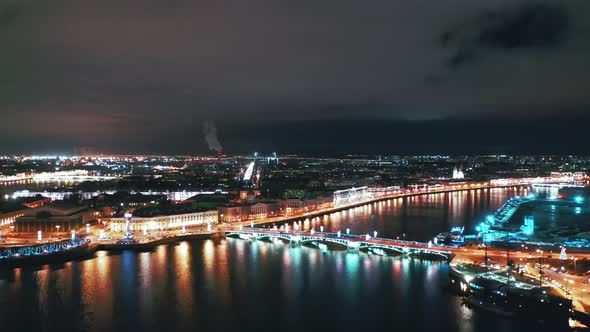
left=106, top=210, right=218, bottom=233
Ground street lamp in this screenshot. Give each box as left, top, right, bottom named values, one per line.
left=56, top=225, right=61, bottom=234
left=346, top=228, right=350, bottom=235
left=374, top=230, right=378, bottom=238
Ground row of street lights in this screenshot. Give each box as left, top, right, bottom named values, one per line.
left=246, top=222, right=382, bottom=240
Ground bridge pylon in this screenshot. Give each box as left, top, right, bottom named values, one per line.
left=290, top=235, right=301, bottom=247
left=347, top=241, right=360, bottom=252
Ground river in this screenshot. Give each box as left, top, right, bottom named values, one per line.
left=1, top=187, right=549, bottom=332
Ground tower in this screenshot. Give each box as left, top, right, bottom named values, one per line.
left=124, top=212, right=133, bottom=239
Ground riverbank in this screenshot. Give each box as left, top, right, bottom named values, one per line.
left=248, top=184, right=531, bottom=228
left=0, top=231, right=225, bottom=268
left=96, top=231, right=224, bottom=251
left=0, top=242, right=99, bottom=269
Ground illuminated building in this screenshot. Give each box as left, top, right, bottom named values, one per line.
left=14, top=202, right=95, bottom=232
left=106, top=210, right=218, bottom=233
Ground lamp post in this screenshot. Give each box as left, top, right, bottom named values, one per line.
left=56, top=225, right=60, bottom=235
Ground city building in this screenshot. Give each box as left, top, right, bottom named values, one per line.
left=14, top=201, right=95, bottom=233
left=105, top=210, right=218, bottom=233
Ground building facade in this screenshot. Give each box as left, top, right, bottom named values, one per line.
left=14, top=204, right=95, bottom=233
left=105, top=210, right=218, bottom=233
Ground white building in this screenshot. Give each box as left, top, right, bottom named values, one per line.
left=106, top=210, right=218, bottom=233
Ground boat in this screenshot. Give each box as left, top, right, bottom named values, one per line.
left=462, top=296, right=515, bottom=318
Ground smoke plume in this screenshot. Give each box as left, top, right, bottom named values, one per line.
left=202, top=121, right=223, bottom=152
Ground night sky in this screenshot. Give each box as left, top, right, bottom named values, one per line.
left=1, top=0, right=589, bottom=155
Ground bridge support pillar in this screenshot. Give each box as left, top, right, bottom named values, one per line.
left=402, top=247, right=410, bottom=256
left=290, top=235, right=301, bottom=247
left=347, top=241, right=359, bottom=252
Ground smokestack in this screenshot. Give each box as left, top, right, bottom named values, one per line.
left=202, top=121, right=223, bottom=157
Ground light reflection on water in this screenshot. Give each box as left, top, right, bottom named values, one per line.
left=0, top=188, right=541, bottom=332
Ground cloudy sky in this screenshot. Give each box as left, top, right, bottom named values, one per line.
left=1, top=0, right=589, bottom=155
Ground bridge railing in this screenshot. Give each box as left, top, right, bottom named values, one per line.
left=0, top=238, right=88, bottom=259
left=232, top=228, right=455, bottom=250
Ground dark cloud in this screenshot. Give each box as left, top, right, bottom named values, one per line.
left=443, top=3, right=570, bottom=68
left=0, top=0, right=588, bottom=154
left=0, top=3, right=20, bottom=28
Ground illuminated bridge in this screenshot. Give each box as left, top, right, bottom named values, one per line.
left=0, top=238, right=88, bottom=259
left=226, top=229, right=455, bottom=260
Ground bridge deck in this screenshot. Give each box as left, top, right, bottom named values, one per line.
left=226, top=229, right=456, bottom=258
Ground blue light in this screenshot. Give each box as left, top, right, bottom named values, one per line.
left=486, top=215, right=494, bottom=223
left=475, top=226, right=481, bottom=232
left=574, top=196, right=584, bottom=204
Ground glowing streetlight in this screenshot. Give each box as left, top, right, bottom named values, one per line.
left=250, top=222, right=254, bottom=228
left=56, top=225, right=60, bottom=234
left=71, top=229, right=75, bottom=241
left=337, top=231, right=341, bottom=237
left=86, top=223, right=90, bottom=234
left=373, top=231, right=378, bottom=238
left=346, top=228, right=350, bottom=235
left=37, top=230, right=42, bottom=241
left=320, top=226, right=323, bottom=232
left=239, top=224, right=243, bottom=230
